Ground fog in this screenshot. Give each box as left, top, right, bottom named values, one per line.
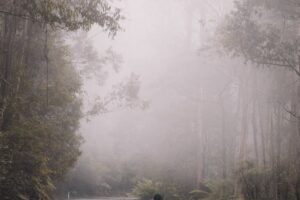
left=1, top=0, right=300, bottom=200
left=61, top=0, right=300, bottom=199
left=57, top=0, right=226, bottom=194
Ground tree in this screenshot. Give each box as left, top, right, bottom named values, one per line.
left=0, top=0, right=122, bottom=199
left=219, top=0, right=300, bottom=199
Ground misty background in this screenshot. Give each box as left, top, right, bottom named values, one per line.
left=1, top=0, right=299, bottom=200
left=59, top=0, right=238, bottom=196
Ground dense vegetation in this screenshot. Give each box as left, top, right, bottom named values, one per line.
left=0, top=0, right=121, bottom=199
left=219, top=0, right=300, bottom=199
left=1, top=1, right=300, bottom=200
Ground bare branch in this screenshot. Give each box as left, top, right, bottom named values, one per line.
left=283, top=106, right=300, bottom=119
left=254, top=60, right=300, bottom=76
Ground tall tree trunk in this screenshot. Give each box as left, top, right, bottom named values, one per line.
left=252, top=100, right=259, bottom=164
left=270, top=108, right=278, bottom=200
left=252, top=69, right=259, bottom=164
left=196, top=88, right=207, bottom=186
left=221, top=99, right=227, bottom=179
left=294, top=55, right=300, bottom=200
left=1, top=13, right=18, bottom=131
left=239, top=76, right=249, bottom=162
left=258, top=101, right=266, bottom=168
left=0, top=13, right=17, bottom=131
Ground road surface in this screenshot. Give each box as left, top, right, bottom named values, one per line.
left=71, top=197, right=138, bottom=200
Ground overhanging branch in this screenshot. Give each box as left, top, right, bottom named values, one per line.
left=254, top=60, right=300, bottom=77
left=0, top=10, right=41, bottom=23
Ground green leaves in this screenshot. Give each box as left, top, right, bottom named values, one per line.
left=0, top=0, right=122, bottom=199
left=132, top=179, right=182, bottom=200
left=219, top=0, right=300, bottom=76
left=0, top=18, right=81, bottom=200
left=132, top=179, right=163, bottom=200
left=21, top=0, right=122, bottom=34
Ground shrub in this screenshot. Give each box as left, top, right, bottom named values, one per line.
left=236, top=161, right=271, bottom=200
left=132, top=179, right=162, bottom=200
left=236, top=161, right=297, bottom=200
left=132, top=179, right=181, bottom=200
left=189, top=180, right=239, bottom=200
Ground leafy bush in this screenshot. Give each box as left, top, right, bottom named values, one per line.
left=132, top=179, right=181, bottom=200
left=237, top=161, right=272, bottom=200
left=189, top=180, right=239, bottom=200
left=132, top=179, right=163, bottom=200
left=237, top=161, right=297, bottom=200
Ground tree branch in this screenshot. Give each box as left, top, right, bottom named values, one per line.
left=283, top=106, right=300, bottom=119
left=254, top=60, right=300, bottom=76
left=0, top=10, right=41, bottom=23
left=0, top=10, right=65, bottom=29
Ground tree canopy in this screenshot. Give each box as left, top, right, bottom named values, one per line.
left=0, top=0, right=122, bottom=199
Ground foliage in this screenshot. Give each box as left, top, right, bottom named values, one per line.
left=189, top=181, right=239, bottom=200
left=218, top=0, right=300, bottom=76
left=132, top=179, right=181, bottom=200
left=218, top=1, right=300, bottom=198
left=1, top=0, right=122, bottom=33
left=0, top=0, right=121, bottom=199
left=236, top=161, right=271, bottom=200
left=133, top=179, right=238, bottom=200
left=87, top=73, right=149, bottom=115
left=132, top=179, right=163, bottom=200
left=0, top=27, right=82, bottom=199
left=236, top=161, right=298, bottom=200
left=55, top=158, right=138, bottom=198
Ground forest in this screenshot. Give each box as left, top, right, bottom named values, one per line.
left=0, top=0, right=300, bottom=200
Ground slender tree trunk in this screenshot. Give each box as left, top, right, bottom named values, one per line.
left=252, top=101, right=259, bottom=164
left=258, top=101, right=267, bottom=168
left=221, top=99, right=227, bottom=179
left=239, top=78, right=249, bottom=162
left=252, top=69, right=259, bottom=164
left=294, top=55, right=300, bottom=200
left=276, top=107, right=281, bottom=167
left=196, top=88, right=207, bottom=186
left=270, top=108, right=278, bottom=200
